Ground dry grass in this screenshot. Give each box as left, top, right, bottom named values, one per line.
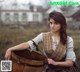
left=67, top=30, right=80, bottom=49
left=0, top=25, right=80, bottom=53
left=0, top=25, right=80, bottom=68
left=0, top=25, right=49, bottom=53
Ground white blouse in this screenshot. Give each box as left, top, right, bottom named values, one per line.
left=27, top=33, right=76, bottom=62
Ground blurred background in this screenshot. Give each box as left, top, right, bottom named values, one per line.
left=0, top=0, right=80, bottom=71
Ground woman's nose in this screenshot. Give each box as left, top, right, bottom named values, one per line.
left=52, top=23, right=55, bottom=27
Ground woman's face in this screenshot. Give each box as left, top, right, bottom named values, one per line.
left=49, top=18, right=61, bottom=33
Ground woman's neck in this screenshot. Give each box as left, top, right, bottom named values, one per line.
left=51, top=31, right=60, bottom=37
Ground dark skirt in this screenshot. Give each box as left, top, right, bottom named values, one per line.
left=46, top=63, right=79, bottom=72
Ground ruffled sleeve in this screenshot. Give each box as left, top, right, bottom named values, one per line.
left=66, top=36, right=76, bottom=62
left=27, top=33, right=43, bottom=51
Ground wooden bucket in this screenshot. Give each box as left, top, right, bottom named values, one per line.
left=11, top=50, right=46, bottom=72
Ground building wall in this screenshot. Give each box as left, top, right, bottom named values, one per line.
left=1, top=11, right=43, bottom=24
left=0, top=3, right=44, bottom=24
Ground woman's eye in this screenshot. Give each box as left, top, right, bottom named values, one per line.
left=49, top=22, right=52, bottom=24
left=49, top=21, right=59, bottom=25
left=50, top=22, right=53, bottom=24
left=54, top=21, right=58, bottom=24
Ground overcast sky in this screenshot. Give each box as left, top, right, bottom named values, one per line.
left=1, top=0, right=80, bottom=3
left=0, top=0, right=80, bottom=6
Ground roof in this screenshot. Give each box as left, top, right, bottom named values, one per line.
left=62, top=7, right=80, bottom=17
left=46, top=6, right=62, bottom=14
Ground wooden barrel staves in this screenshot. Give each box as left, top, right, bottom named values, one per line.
left=11, top=49, right=46, bottom=72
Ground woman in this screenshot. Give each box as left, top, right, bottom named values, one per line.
left=5, top=11, right=76, bottom=72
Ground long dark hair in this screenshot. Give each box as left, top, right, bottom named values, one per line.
left=48, top=11, right=67, bottom=45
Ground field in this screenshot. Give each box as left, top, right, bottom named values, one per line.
left=0, top=25, right=80, bottom=70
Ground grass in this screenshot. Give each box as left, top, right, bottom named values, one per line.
left=0, top=25, right=80, bottom=69
left=0, top=25, right=49, bottom=53
left=67, top=30, right=80, bottom=49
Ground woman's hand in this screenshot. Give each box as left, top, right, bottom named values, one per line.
left=5, top=49, right=12, bottom=60
left=47, top=58, right=58, bottom=66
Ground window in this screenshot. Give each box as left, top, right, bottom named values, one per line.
left=5, top=13, right=10, bottom=22
left=13, top=13, right=18, bottom=22
left=22, top=13, right=27, bottom=21
left=33, top=13, right=38, bottom=21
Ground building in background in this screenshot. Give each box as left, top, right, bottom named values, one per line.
left=0, top=0, right=63, bottom=25
left=0, top=1, right=46, bottom=25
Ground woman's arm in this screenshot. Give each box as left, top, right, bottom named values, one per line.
left=56, top=59, right=73, bottom=67
left=5, top=33, right=43, bottom=60
left=48, top=37, right=75, bottom=67
left=7, top=42, right=29, bottom=51
left=5, top=42, right=29, bottom=60
left=48, top=58, right=73, bottom=67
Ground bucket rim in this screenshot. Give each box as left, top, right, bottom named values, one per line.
left=11, top=50, right=46, bottom=66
